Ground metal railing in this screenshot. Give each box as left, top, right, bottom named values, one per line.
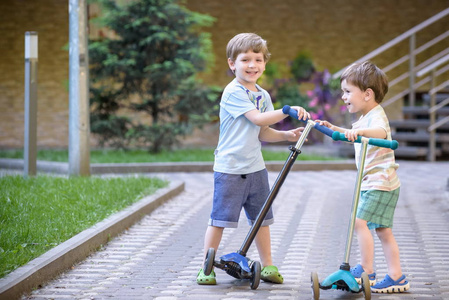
left=332, top=7, right=449, bottom=160
left=333, top=7, right=449, bottom=106
left=416, top=54, right=449, bottom=161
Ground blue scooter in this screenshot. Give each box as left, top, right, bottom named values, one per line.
left=310, top=131, right=398, bottom=300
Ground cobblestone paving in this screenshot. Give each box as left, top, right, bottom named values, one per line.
left=22, top=161, right=449, bottom=299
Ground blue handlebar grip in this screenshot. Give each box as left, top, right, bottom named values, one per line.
left=313, top=122, right=334, bottom=138
left=370, top=139, right=399, bottom=150
left=331, top=131, right=399, bottom=150
left=282, top=105, right=334, bottom=137
left=282, top=105, right=298, bottom=120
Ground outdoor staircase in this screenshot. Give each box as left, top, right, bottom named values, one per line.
left=390, top=92, right=449, bottom=159
left=333, top=7, right=449, bottom=161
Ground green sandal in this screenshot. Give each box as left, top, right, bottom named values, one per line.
left=261, top=265, right=284, bottom=284
left=197, top=268, right=216, bottom=285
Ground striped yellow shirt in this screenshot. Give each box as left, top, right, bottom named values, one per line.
left=352, top=105, right=401, bottom=191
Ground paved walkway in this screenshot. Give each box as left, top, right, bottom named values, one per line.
left=12, top=161, right=449, bottom=299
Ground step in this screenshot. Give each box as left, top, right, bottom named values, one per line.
left=390, top=119, right=449, bottom=130
left=394, top=146, right=441, bottom=158
left=422, top=93, right=449, bottom=103
left=402, top=106, right=449, bottom=117
left=392, top=132, right=449, bottom=143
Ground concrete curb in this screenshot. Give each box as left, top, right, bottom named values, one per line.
left=0, top=159, right=68, bottom=174
left=0, top=158, right=356, bottom=174
left=0, top=180, right=185, bottom=300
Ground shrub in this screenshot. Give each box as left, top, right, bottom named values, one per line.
left=89, top=0, right=220, bottom=152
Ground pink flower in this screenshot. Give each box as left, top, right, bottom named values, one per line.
left=309, top=97, right=318, bottom=107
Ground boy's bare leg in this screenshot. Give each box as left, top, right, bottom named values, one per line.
left=253, top=225, right=284, bottom=284
left=354, top=218, right=375, bottom=274
left=376, top=227, right=405, bottom=283
left=254, top=226, right=273, bottom=267
left=202, top=226, right=224, bottom=263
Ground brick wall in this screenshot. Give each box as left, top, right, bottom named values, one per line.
left=185, top=0, right=449, bottom=87
left=1, top=0, right=448, bottom=148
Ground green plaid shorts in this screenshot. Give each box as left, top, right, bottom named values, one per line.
left=357, top=188, right=400, bottom=230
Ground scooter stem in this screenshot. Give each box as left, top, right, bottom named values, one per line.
left=238, top=120, right=315, bottom=256
left=343, top=137, right=369, bottom=265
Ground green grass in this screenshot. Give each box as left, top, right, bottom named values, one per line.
left=0, top=148, right=339, bottom=163
left=0, top=175, right=168, bottom=278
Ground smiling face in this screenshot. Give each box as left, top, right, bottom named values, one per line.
left=341, top=79, right=376, bottom=115
left=228, top=51, right=266, bottom=91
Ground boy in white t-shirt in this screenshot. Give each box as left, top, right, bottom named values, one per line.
left=318, top=61, right=409, bottom=293
left=197, top=33, right=310, bottom=285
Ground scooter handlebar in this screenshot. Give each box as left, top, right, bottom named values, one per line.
left=331, top=131, right=399, bottom=150
left=282, top=105, right=398, bottom=149
left=282, top=105, right=334, bottom=137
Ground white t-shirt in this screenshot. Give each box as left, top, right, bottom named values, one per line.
left=213, top=78, right=274, bottom=174
left=352, top=105, right=401, bottom=191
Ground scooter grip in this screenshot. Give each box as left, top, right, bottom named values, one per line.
left=282, top=104, right=300, bottom=119
left=331, top=131, right=399, bottom=150
left=282, top=105, right=334, bottom=137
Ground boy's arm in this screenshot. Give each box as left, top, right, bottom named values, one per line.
left=259, top=126, right=304, bottom=143
left=245, top=106, right=309, bottom=127
left=317, top=120, right=346, bottom=133
left=345, top=127, right=387, bottom=141
left=318, top=120, right=387, bottom=141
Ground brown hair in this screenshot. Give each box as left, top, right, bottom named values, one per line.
left=340, top=61, right=389, bottom=103
left=226, top=33, right=271, bottom=63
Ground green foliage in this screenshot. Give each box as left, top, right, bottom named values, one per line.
left=175, top=77, right=222, bottom=124
left=89, top=86, right=133, bottom=149
left=262, top=63, right=282, bottom=87
left=89, top=0, right=219, bottom=152
left=0, top=175, right=167, bottom=278
left=262, top=51, right=341, bottom=138
left=131, top=123, right=186, bottom=153
left=273, top=82, right=311, bottom=111
left=290, top=51, right=315, bottom=81
left=263, top=58, right=313, bottom=115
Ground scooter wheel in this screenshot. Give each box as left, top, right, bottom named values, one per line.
left=203, top=248, right=215, bottom=276
left=311, top=271, right=320, bottom=300
left=361, top=272, right=371, bottom=300
left=250, top=261, right=261, bottom=290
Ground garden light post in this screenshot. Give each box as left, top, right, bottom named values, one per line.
left=24, top=31, right=38, bottom=178
left=69, top=0, right=90, bottom=176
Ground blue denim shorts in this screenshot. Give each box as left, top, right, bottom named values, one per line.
left=208, top=169, right=274, bottom=228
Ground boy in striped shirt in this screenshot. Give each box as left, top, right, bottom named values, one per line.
left=318, top=61, right=409, bottom=293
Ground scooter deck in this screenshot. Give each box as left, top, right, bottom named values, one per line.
left=320, top=269, right=361, bottom=293
left=219, top=252, right=251, bottom=273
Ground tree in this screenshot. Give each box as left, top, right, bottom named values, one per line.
left=89, top=0, right=219, bottom=152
